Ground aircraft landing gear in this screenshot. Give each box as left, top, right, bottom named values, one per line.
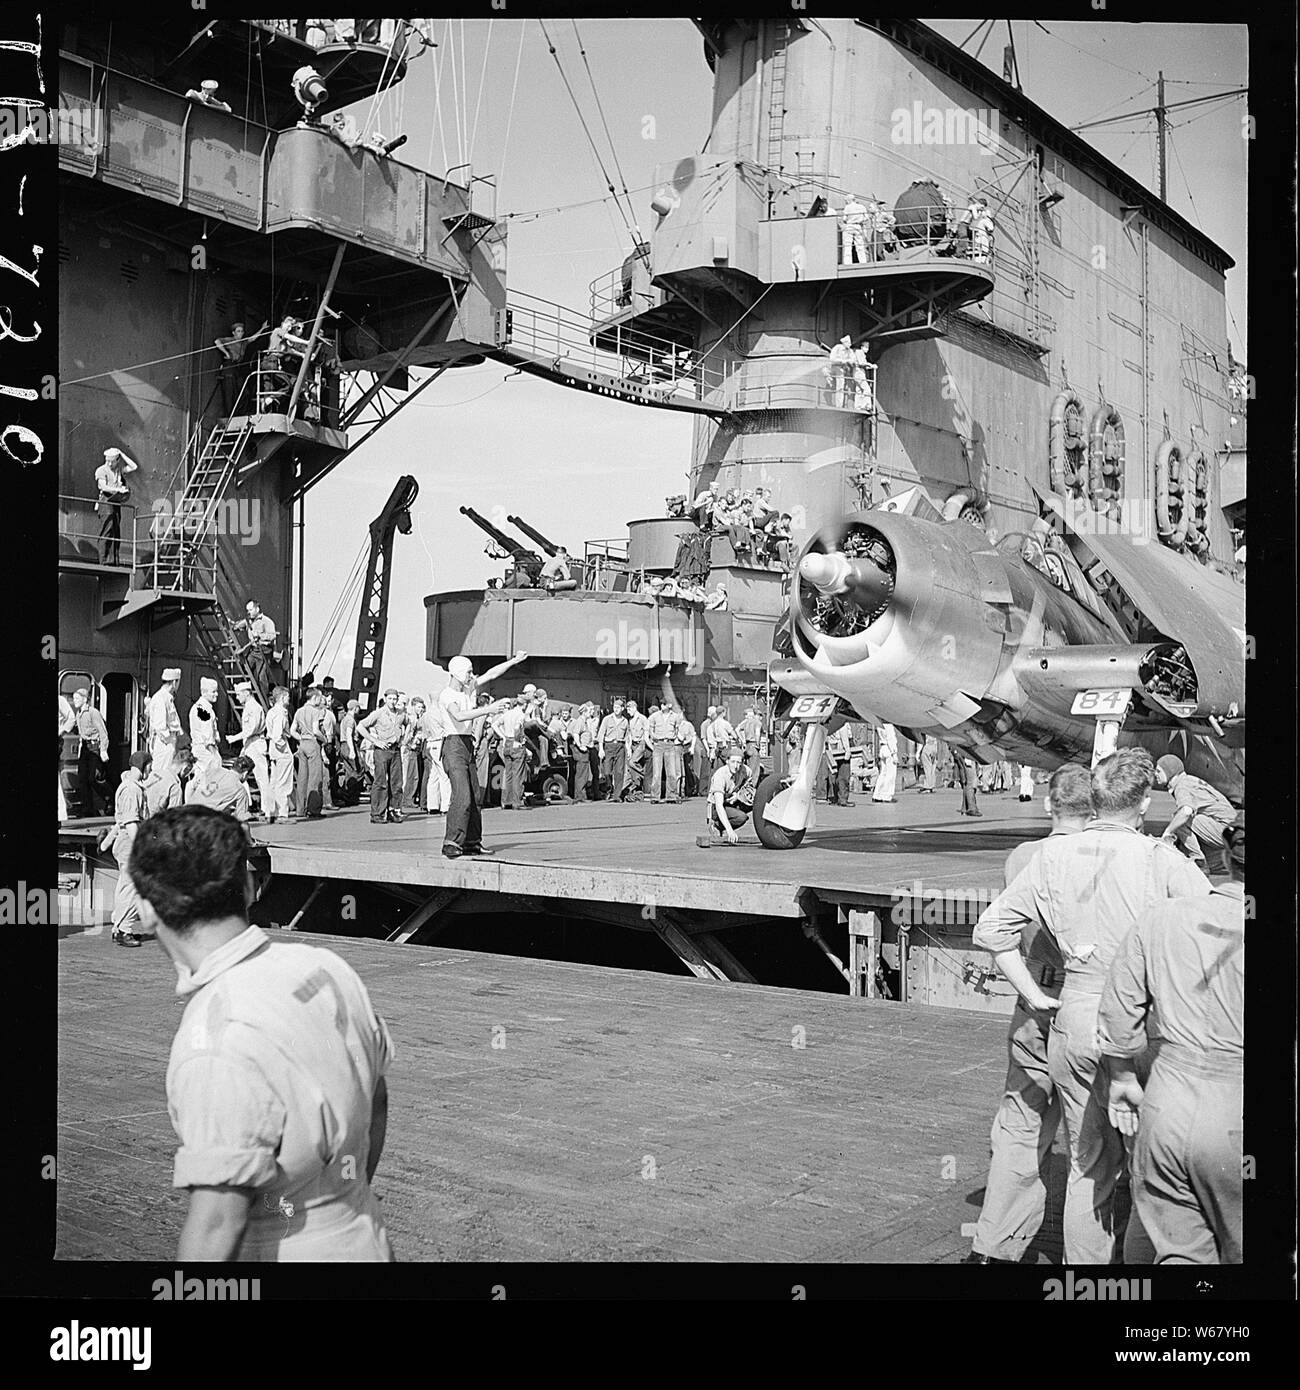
left=753, top=719, right=826, bottom=849
left=753, top=773, right=805, bottom=850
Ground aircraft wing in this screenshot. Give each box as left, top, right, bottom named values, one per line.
left=1037, top=488, right=1246, bottom=717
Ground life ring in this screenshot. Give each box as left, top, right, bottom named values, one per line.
left=1049, top=390, right=1087, bottom=498
left=1088, top=401, right=1124, bottom=519
left=1153, top=439, right=1188, bottom=547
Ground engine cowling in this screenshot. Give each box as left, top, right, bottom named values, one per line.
left=790, top=510, right=1009, bottom=729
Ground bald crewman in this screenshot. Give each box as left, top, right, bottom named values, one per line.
left=189, top=677, right=222, bottom=776
left=438, top=651, right=528, bottom=858
left=148, top=669, right=184, bottom=778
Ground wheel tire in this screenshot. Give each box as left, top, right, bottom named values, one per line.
left=752, top=772, right=805, bottom=850
left=540, top=773, right=569, bottom=803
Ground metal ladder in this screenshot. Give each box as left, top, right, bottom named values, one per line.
left=188, top=576, right=273, bottom=711
left=150, top=416, right=255, bottom=593
left=765, top=26, right=789, bottom=193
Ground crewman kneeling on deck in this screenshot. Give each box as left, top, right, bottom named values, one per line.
left=1153, top=755, right=1236, bottom=868
left=1100, top=812, right=1245, bottom=1264
left=696, top=746, right=753, bottom=848
left=972, top=750, right=1210, bottom=1264
left=964, top=763, right=1091, bottom=1264
left=129, top=806, right=396, bottom=1261
left=185, top=755, right=254, bottom=823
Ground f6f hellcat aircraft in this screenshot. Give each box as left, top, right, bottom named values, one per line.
left=755, top=487, right=1245, bottom=849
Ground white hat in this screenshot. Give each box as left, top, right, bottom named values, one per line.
left=522, top=684, right=537, bottom=695
left=233, top=680, right=252, bottom=693
left=162, top=667, right=181, bottom=681
left=448, top=656, right=473, bottom=681
left=200, top=677, right=219, bottom=694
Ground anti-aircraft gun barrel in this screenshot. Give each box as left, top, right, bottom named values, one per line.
left=460, top=506, right=542, bottom=584
left=507, top=515, right=561, bottom=556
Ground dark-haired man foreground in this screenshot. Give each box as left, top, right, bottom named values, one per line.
left=129, top=806, right=395, bottom=1261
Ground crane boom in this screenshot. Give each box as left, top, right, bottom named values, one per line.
left=349, top=474, right=420, bottom=711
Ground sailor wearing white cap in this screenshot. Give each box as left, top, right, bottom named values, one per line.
left=189, top=677, right=222, bottom=776
left=228, top=679, right=272, bottom=820
left=437, top=650, right=528, bottom=857
left=148, top=669, right=184, bottom=778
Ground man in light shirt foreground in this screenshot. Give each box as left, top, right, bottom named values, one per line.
left=130, top=806, right=395, bottom=1261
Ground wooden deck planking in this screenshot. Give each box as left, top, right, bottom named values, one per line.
left=57, top=926, right=1062, bottom=1263
left=251, top=789, right=1086, bottom=916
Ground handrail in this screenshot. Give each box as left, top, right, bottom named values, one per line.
left=505, top=290, right=731, bottom=404
left=59, top=493, right=141, bottom=567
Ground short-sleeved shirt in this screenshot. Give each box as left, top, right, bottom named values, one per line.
left=709, top=766, right=742, bottom=801
left=74, top=707, right=109, bottom=749
left=113, top=774, right=147, bottom=827
left=1098, top=883, right=1244, bottom=1063
left=626, top=713, right=649, bottom=745
left=647, top=708, right=679, bottom=740
left=247, top=614, right=277, bottom=648
left=166, top=927, right=395, bottom=1261
left=973, top=821, right=1210, bottom=992
left=438, top=685, right=478, bottom=734
left=357, top=706, right=404, bottom=748
left=597, top=713, right=628, bottom=745
left=95, top=462, right=134, bottom=495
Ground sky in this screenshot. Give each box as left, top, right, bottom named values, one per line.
left=299, top=17, right=1248, bottom=696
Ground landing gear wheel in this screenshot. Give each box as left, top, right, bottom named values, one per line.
left=540, top=773, right=569, bottom=803
left=752, top=772, right=805, bottom=850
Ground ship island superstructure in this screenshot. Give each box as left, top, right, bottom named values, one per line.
left=426, top=17, right=1244, bottom=731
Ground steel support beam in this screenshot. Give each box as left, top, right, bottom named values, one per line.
left=387, top=887, right=466, bottom=944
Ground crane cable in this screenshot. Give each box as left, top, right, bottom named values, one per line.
left=570, top=20, right=643, bottom=241
left=467, top=16, right=493, bottom=166
left=537, top=18, right=638, bottom=246
left=306, top=534, right=369, bottom=674
left=498, top=20, right=528, bottom=186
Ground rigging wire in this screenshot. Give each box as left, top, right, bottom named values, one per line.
left=498, top=19, right=528, bottom=185
left=1031, top=20, right=1153, bottom=81
left=426, top=18, right=451, bottom=178
left=536, top=18, right=638, bottom=247
left=571, top=19, right=642, bottom=240
left=468, top=16, right=493, bottom=166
